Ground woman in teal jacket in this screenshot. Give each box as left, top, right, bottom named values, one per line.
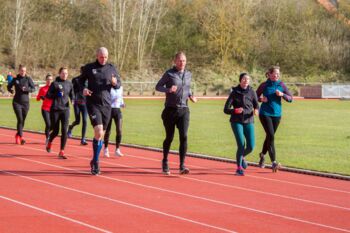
left=224, top=73, right=259, bottom=176
left=256, top=66, right=293, bottom=172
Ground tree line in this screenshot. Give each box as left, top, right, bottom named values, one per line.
left=0, top=0, right=349, bottom=92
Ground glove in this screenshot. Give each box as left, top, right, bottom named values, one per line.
left=57, top=91, right=64, bottom=97
left=40, top=96, right=45, bottom=100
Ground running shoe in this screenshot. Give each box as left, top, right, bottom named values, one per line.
left=90, top=160, right=100, bottom=175
left=242, top=158, right=248, bottom=169
left=15, top=135, right=21, bottom=145
left=115, top=148, right=124, bottom=157
left=20, top=138, right=26, bottom=145
left=81, top=140, right=88, bottom=146
left=162, top=160, right=170, bottom=175
left=179, top=166, right=190, bottom=175
left=67, top=129, right=72, bottom=138
left=46, top=141, right=52, bottom=153
left=104, top=148, right=110, bottom=157
left=272, top=162, right=281, bottom=173
left=258, top=152, right=265, bottom=168
left=235, top=168, right=244, bottom=176
left=58, top=150, right=67, bottom=159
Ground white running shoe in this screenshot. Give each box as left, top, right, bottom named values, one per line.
left=115, top=148, right=124, bottom=157
left=104, top=148, right=110, bottom=157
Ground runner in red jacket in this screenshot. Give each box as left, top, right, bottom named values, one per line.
left=36, top=74, right=53, bottom=143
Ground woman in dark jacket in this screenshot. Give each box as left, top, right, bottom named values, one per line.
left=256, top=66, right=293, bottom=172
left=7, top=65, right=35, bottom=145
left=46, top=67, right=73, bottom=159
left=224, top=73, right=259, bottom=176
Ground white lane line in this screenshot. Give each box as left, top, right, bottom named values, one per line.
left=3, top=152, right=350, bottom=233
left=0, top=195, right=111, bottom=233
left=0, top=169, right=236, bottom=233
left=2, top=131, right=349, bottom=194
left=123, top=152, right=350, bottom=195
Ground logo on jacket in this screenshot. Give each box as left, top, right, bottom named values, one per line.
left=92, top=69, right=97, bottom=74
left=58, top=84, right=63, bottom=90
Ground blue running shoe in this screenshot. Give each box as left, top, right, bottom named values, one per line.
left=235, top=168, right=244, bottom=176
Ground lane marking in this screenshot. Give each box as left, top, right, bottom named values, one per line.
left=2, top=151, right=350, bottom=232
left=0, top=169, right=236, bottom=233
left=2, top=130, right=349, bottom=195
left=0, top=195, right=111, bottom=233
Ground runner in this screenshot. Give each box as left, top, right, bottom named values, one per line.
left=7, top=65, right=35, bottom=145
left=36, top=74, right=53, bottom=143
left=256, top=66, right=293, bottom=172
left=224, top=73, right=259, bottom=176
left=45, top=67, right=73, bottom=159
left=155, top=51, right=197, bottom=175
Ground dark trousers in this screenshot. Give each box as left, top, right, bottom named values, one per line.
left=161, top=107, right=190, bottom=168
left=104, top=108, right=122, bottom=148
left=41, top=109, right=51, bottom=139
left=13, top=102, right=29, bottom=137
left=259, top=115, right=281, bottom=162
left=49, top=109, right=70, bottom=150
left=69, top=103, right=87, bottom=140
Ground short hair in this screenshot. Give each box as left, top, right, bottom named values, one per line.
left=96, top=47, right=108, bottom=56
left=58, top=67, right=68, bottom=74
left=18, top=64, right=26, bottom=70
left=45, top=73, right=52, bottom=80
left=174, top=51, right=186, bottom=60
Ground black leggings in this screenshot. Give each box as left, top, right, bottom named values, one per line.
left=259, top=115, right=281, bottom=162
left=49, top=109, right=70, bottom=150
left=69, top=103, right=87, bottom=140
left=104, top=108, right=122, bottom=148
left=41, top=109, right=51, bottom=139
left=13, top=102, right=29, bottom=137
left=161, top=107, right=190, bottom=168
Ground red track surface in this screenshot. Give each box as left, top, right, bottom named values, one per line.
left=0, top=128, right=350, bottom=233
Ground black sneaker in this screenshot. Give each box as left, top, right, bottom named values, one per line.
left=162, top=160, right=170, bottom=175
left=179, top=166, right=190, bottom=175
left=81, top=140, right=88, bottom=146
left=90, top=160, right=100, bottom=175
left=272, top=162, right=281, bottom=173
left=259, top=152, right=265, bottom=168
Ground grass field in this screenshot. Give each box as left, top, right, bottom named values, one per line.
left=0, top=98, right=349, bottom=175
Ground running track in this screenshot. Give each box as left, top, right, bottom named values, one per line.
left=0, top=128, right=349, bottom=233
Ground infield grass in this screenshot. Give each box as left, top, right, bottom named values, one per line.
left=0, top=98, right=349, bottom=175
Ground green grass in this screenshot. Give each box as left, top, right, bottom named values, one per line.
left=1, top=98, right=350, bottom=175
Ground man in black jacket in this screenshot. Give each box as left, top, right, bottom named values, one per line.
left=80, top=47, right=121, bottom=175
left=155, top=51, right=197, bottom=175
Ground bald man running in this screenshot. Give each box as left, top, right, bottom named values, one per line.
left=80, top=47, right=121, bottom=175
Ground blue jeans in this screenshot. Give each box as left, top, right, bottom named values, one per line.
left=231, top=122, right=255, bottom=167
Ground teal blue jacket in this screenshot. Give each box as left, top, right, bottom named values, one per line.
left=256, top=79, right=293, bottom=117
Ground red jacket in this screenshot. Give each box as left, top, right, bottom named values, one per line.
left=36, top=85, right=53, bottom=112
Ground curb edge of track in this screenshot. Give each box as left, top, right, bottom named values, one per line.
left=2, top=126, right=349, bottom=181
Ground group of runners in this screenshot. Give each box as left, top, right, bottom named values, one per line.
left=6, top=47, right=293, bottom=176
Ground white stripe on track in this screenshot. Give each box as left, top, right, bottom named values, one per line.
left=3, top=150, right=350, bottom=233
left=0, top=195, right=111, bottom=233
left=2, top=131, right=349, bottom=195
left=0, top=169, right=236, bottom=233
